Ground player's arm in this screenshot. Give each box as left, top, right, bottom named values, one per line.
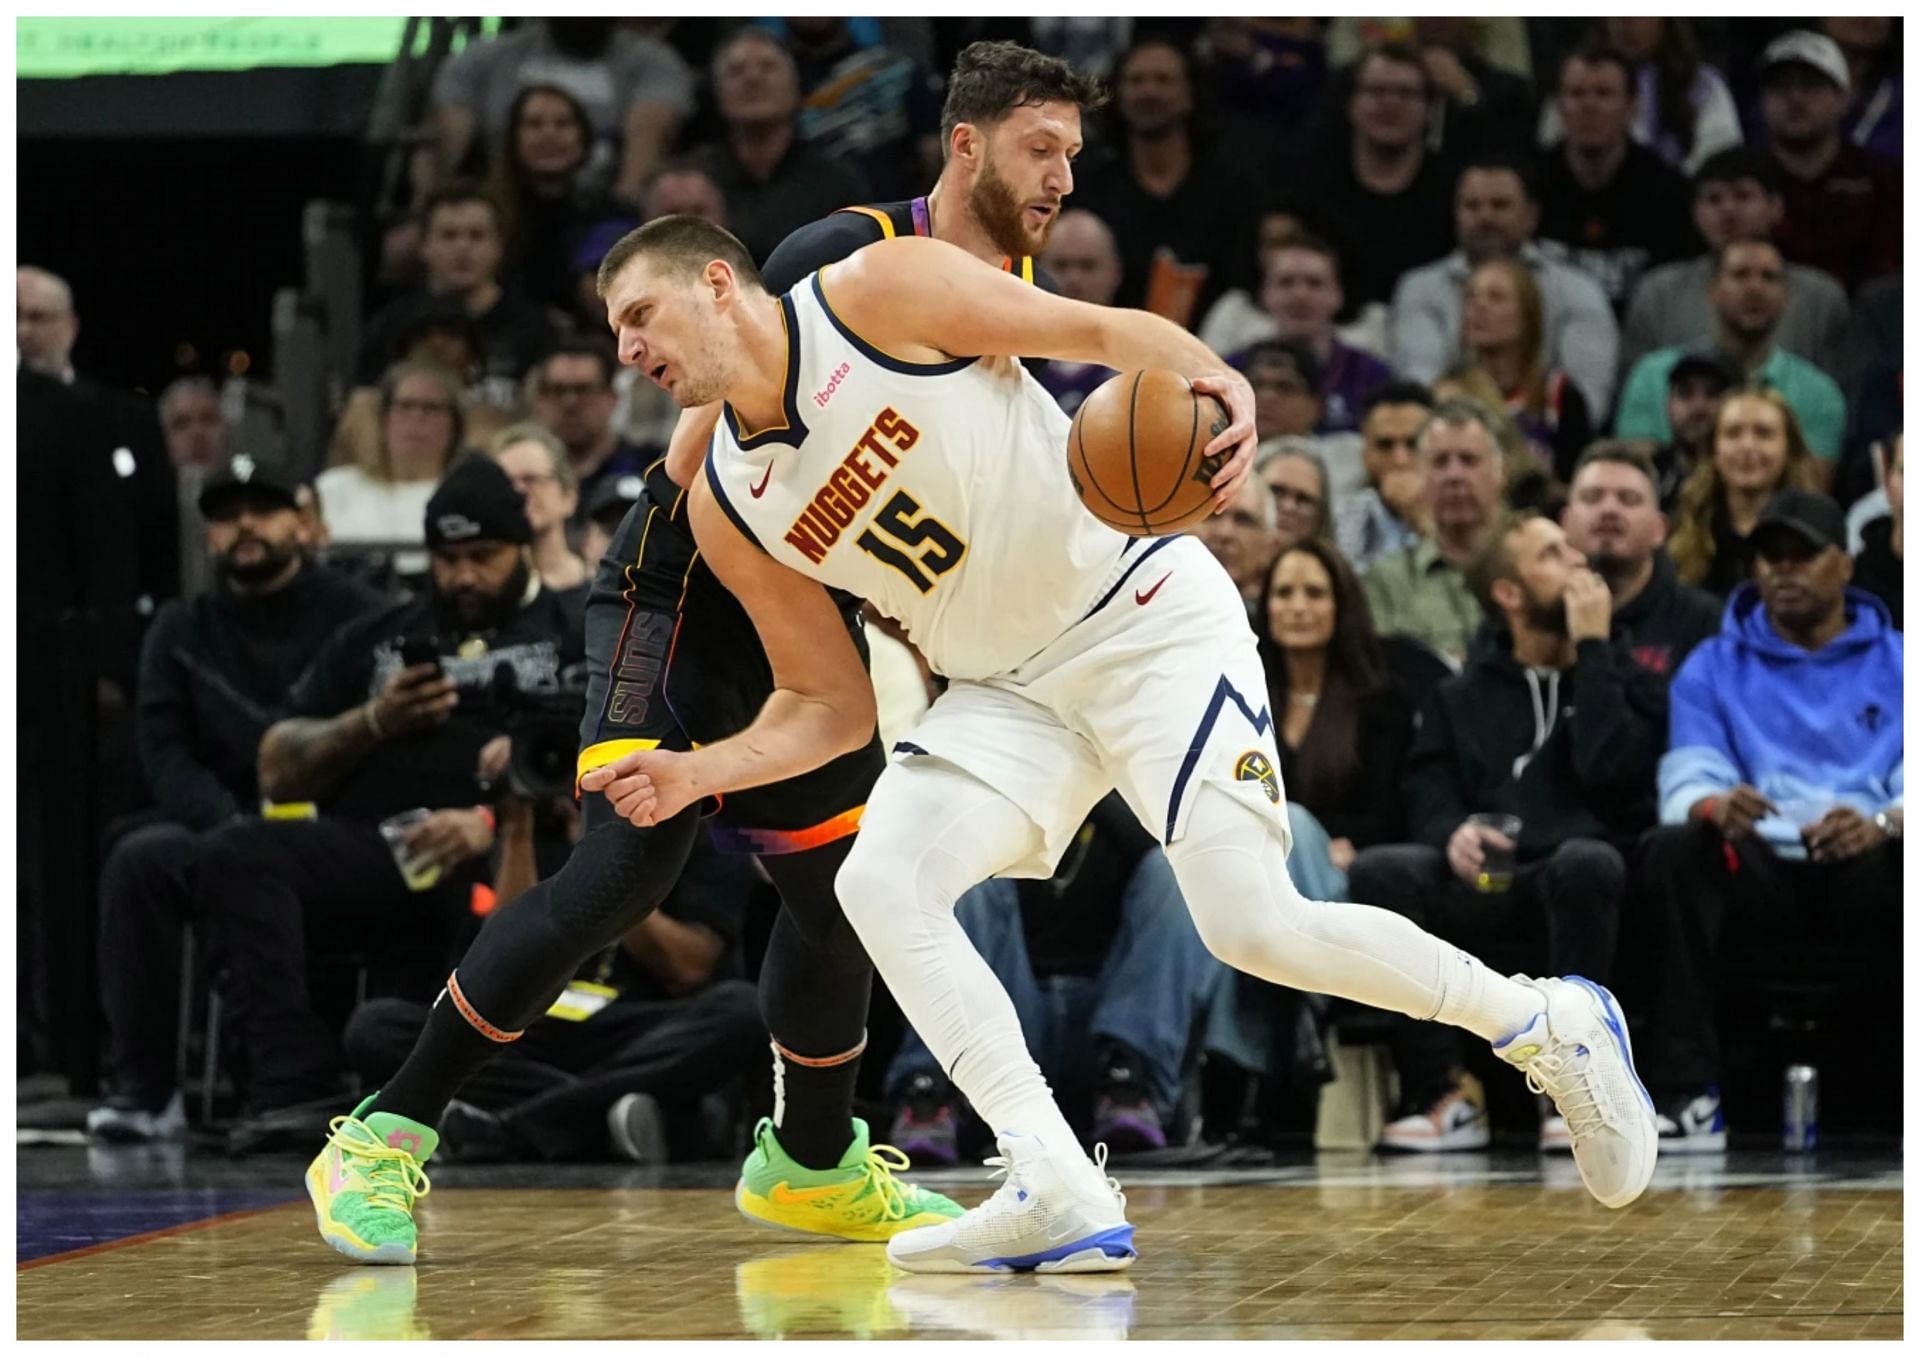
left=825, top=236, right=1257, bottom=508
left=579, top=478, right=877, bottom=826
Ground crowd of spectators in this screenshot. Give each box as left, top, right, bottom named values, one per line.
left=24, top=15, right=1902, bottom=1161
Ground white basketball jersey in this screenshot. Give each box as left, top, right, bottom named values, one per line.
left=704, top=268, right=1132, bottom=681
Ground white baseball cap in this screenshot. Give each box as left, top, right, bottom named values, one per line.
left=1760, top=30, right=1851, bottom=94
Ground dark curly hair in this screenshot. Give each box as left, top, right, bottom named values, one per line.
left=939, top=41, right=1107, bottom=150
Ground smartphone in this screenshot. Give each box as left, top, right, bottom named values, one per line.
left=399, top=637, right=442, bottom=676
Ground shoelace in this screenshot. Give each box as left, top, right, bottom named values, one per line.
left=1518, top=1052, right=1607, bottom=1145
left=1091, top=1142, right=1127, bottom=1214
left=855, top=1142, right=916, bottom=1222
left=326, top=1116, right=431, bottom=1215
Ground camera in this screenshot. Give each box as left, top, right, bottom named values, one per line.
left=486, top=661, right=593, bottom=801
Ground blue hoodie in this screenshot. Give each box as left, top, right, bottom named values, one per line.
left=1659, top=585, right=1903, bottom=856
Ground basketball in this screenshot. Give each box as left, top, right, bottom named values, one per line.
left=1067, top=369, right=1230, bottom=537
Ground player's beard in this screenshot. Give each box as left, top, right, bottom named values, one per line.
left=968, top=150, right=1052, bottom=260
left=668, top=328, right=735, bottom=409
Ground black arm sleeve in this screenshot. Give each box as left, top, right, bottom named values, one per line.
left=135, top=604, right=241, bottom=830
left=760, top=211, right=890, bottom=297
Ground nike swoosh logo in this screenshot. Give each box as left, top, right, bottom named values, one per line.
left=749, top=464, right=774, bottom=498
left=1135, top=573, right=1172, bottom=606
left=766, top=1181, right=846, bottom=1207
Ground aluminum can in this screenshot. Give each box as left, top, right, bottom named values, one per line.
left=1783, top=1064, right=1818, bottom=1152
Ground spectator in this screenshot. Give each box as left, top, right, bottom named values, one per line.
left=1279, top=42, right=1457, bottom=314
left=17, top=264, right=177, bottom=619
left=358, top=186, right=559, bottom=398
left=486, top=84, right=624, bottom=317
left=428, top=17, right=694, bottom=207
left=1196, top=208, right=1324, bottom=356
left=1648, top=352, right=1738, bottom=512
left=1404, top=17, right=1538, bottom=159
left=1621, top=148, right=1852, bottom=381
left=1639, top=489, right=1901, bottom=1149
left=1035, top=208, right=1121, bottom=417
left=773, top=17, right=942, bottom=202
left=1257, top=439, right=1333, bottom=553
left=1351, top=511, right=1666, bottom=1151
left=317, top=362, right=467, bottom=555
left=330, top=306, right=515, bottom=479
left=1536, top=43, right=1700, bottom=310
left=346, top=808, right=763, bottom=1164
left=1760, top=30, right=1902, bottom=294
left=1457, top=257, right=1594, bottom=482
left=1668, top=386, right=1826, bottom=597
left=1233, top=232, right=1394, bottom=434
left=205, top=455, right=584, bottom=1133
left=1363, top=398, right=1505, bottom=665
left=1239, top=339, right=1365, bottom=502
left=1195, top=470, right=1279, bottom=622
left=1561, top=443, right=1722, bottom=677
left=1391, top=154, right=1620, bottom=416
left=1258, top=539, right=1413, bottom=881
left=87, top=458, right=382, bottom=1140
left=159, top=376, right=229, bottom=599
left=579, top=474, right=644, bottom=570
left=488, top=423, right=588, bottom=593
left=527, top=341, right=654, bottom=528
left=1073, top=37, right=1253, bottom=326
left=691, top=28, right=869, bottom=266
left=1540, top=20, right=1740, bottom=174
left=1822, top=17, right=1901, bottom=162
left=1204, top=18, right=1329, bottom=154
left=1336, top=380, right=1434, bottom=573
left=887, top=797, right=1220, bottom=1159
left=1850, top=433, right=1903, bottom=628
left=1615, top=240, right=1848, bottom=463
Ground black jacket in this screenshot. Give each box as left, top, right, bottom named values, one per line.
left=137, top=565, right=384, bottom=830
left=1610, top=550, right=1722, bottom=681
left=1405, top=633, right=1669, bottom=858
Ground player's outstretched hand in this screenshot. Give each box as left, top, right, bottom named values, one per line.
left=579, top=747, right=698, bottom=828
left=1190, top=370, right=1258, bottom=514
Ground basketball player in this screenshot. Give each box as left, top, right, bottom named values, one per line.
left=582, top=219, right=1660, bottom=1273
left=305, top=43, right=1104, bottom=1266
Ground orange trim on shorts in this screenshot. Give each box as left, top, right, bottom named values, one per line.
left=446, top=972, right=523, bottom=1044
left=706, top=805, right=865, bottom=855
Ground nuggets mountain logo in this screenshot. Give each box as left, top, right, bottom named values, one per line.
left=1234, top=750, right=1279, bottom=803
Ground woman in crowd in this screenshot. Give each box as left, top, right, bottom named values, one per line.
left=328, top=308, right=514, bottom=472
left=487, top=83, right=622, bottom=318
left=1256, top=438, right=1334, bottom=556
left=1458, top=259, right=1592, bottom=487
left=1257, top=538, right=1414, bottom=887
left=1596, top=18, right=1742, bottom=173
left=316, top=361, right=466, bottom=553
left=488, top=423, right=589, bottom=592
left=1669, top=386, right=1824, bottom=597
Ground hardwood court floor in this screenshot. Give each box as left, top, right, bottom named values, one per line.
left=17, top=1151, right=1902, bottom=1340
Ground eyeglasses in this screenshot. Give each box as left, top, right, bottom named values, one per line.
left=537, top=381, right=608, bottom=400
left=389, top=397, right=456, bottom=417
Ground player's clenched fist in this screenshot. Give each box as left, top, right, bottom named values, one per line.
left=579, top=747, right=699, bottom=827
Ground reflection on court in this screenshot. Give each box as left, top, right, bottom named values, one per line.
left=17, top=1163, right=1903, bottom=1340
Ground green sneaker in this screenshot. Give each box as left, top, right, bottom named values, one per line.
left=305, top=1093, right=437, bottom=1264
left=735, top=1117, right=965, bottom=1242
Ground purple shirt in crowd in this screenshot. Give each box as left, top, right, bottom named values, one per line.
left=1226, top=337, right=1395, bottom=434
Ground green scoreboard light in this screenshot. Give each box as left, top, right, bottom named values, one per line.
left=16, top=17, right=499, bottom=79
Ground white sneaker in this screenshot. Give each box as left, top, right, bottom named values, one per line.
left=1377, top=1074, right=1491, bottom=1152
left=1655, top=1087, right=1728, bottom=1153
left=1494, top=976, right=1657, bottom=1209
left=86, top=1090, right=187, bottom=1143
left=884, top=1133, right=1136, bottom=1275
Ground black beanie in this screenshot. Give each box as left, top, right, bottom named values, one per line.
left=425, top=452, right=533, bottom=549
